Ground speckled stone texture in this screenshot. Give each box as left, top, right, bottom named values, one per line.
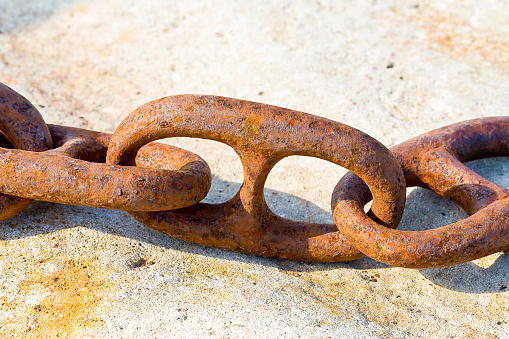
left=0, top=0, right=509, bottom=338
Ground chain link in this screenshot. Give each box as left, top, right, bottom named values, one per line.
left=333, top=117, right=509, bottom=268
left=1, top=82, right=507, bottom=268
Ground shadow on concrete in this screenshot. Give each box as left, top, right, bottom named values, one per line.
left=0, top=0, right=79, bottom=33
left=401, top=186, right=509, bottom=294
left=419, top=252, right=509, bottom=294
left=1, top=156, right=509, bottom=294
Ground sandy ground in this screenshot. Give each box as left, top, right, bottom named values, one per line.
left=0, top=0, right=509, bottom=338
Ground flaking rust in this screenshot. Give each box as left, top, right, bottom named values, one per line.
left=0, top=83, right=52, bottom=220
left=0, top=125, right=211, bottom=211
left=106, top=94, right=405, bottom=262
left=333, top=117, right=509, bottom=268
left=2, top=81, right=509, bottom=267
left=0, top=82, right=211, bottom=217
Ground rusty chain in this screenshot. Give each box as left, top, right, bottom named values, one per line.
left=1, top=82, right=508, bottom=268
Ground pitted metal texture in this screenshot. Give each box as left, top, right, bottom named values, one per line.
left=333, top=117, right=509, bottom=268
left=1, top=81, right=509, bottom=268
left=106, top=95, right=405, bottom=262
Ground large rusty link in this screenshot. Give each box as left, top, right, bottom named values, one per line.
left=0, top=124, right=211, bottom=211
left=333, top=117, right=509, bottom=268
left=0, top=83, right=52, bottom=220
left=106, top=95, right=406, bottom=262
left=0, top=83, right=211, bottom=212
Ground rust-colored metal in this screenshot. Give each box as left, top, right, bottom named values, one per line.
left=106, top=94, right=405, bottom=262
left=0, top=83, right=211, bottom=212
left=0, top=83, right=52, bottom=220
left=6, top=82, right=509, bottom=267
left=333, top=117, right=509, bottom=268
left=0, top=124, right=211, bottom=211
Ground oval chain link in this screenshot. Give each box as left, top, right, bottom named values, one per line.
left=333, top=117, right=509, bottom=268
left=0, top=83, right=52, bottom=220
left=106, top=95, right=405, bottom=262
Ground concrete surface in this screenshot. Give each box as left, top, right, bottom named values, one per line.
left=0, top=0, right=509, bottom=338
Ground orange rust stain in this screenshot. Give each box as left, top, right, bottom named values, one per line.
left=118, top=30, right=138, bottom=43
left=419, top=9, right=509, bottom=69
left=285, top=270, right=503, bottom=338
left=243, top=116, right=260, bottom=137
left=19, top=259, right=109, bottom=338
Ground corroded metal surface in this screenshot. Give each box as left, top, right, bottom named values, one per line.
left=0, top=82, right=211, bottom=213
left=0, top=83, right=52, bottom=220
left=333, top=117, right=509, bottom=268
left=0, top=125, right=211, bottom=210
left=3, top=81, right=509, bottom=268
left=106, top=94, right=406, bottom=262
